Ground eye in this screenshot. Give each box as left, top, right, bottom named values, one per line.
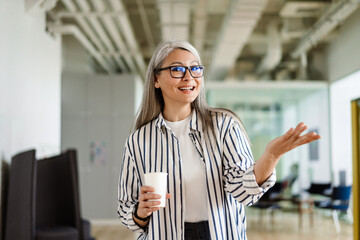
left=171, top=66, right=185, bottom=72
left=190, top=66, right=201, bottom=72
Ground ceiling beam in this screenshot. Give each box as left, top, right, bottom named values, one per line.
left=291, top=0, right=360, bottom=58
left=208, top=0, right=268, bottom=80
left=157, top=0, right=190, bottom=41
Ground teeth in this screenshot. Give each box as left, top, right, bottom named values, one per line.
left=179, top=87, right=194, bottom=90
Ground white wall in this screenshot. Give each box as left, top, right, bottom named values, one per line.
left=330, top=70, right=360, bottom=186
left=62, top=36, right=94, bottom=74
left=298, top=89, right=331, bottom=186
left=281, top=89, right=331, bottom=192
left=61, top=73, right=143, bottom=219
left=61, top=33, right=144, bottom=219
left=281, top=102, right=300, bottom=192
left=327, top=7, right=360, bottom=82
left=325, top=6, right=360, bottom=186
left=0, top=0, right=61, bottom=160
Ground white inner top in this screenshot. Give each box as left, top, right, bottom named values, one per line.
left=165, top=115, right=208, bottom=222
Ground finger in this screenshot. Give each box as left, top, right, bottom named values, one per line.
left=166, top=193, right=171, bottom=199
left=138, top=206, right=161, bottom=217
left=294, top=132, right=321, bottom=146
left=282, top=127, right=294, bottom=140
left=143, top=201, right=162, bottom=208
left=141, top=186, right=155, bottom=194
left=147, top=207, right=161, bottom=213
left=289, top=122, right=307, bottom=141
left=142, top=193, right=161, bottom=201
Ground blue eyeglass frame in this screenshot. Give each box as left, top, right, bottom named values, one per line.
left=154, top=65, right=205, bottom=78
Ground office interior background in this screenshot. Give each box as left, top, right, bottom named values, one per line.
left=1, top=0, right=360, bottom=239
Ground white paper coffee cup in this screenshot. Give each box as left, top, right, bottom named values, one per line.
left=144, top=172, right=168, bottom=207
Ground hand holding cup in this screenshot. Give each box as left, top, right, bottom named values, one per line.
left=135, top=172, right=170, bottom=221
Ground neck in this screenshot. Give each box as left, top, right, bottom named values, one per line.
left=163, top=103, right=192, bottom=122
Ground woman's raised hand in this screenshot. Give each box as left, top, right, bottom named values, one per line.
left=265, top=122, right=321, bottom=161
left=254, top=122, right=321, bottom=185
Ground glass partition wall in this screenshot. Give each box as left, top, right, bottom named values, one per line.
left=206, top=81, right=330, bottom=196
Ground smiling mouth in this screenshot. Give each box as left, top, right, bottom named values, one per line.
left=178, top=87, right=195, bottom=91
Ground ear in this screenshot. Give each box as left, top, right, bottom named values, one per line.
left=154, top=78, right=160, bottom=88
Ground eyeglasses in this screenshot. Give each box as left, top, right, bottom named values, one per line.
left=154, top=65, right=205, bottom=78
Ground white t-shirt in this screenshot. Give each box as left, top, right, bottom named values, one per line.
left=165, top=115, right=208, bottom=222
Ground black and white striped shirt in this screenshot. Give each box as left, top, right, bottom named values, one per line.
left=118, top=110, right=276, bottom=240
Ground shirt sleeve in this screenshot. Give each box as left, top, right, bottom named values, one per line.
left=117, top=140, right=146, bottom=234
left=222, top=121, right=276, bottom=206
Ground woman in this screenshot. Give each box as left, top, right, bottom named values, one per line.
left=117, top=40, right=320, bottom=240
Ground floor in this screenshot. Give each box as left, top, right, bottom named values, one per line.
left=246, top=209, right=353, bottom=240
left=90, top=210, right=353, bottom=240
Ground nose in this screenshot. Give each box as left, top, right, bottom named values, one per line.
left=183, top=67, right=193, bottom=81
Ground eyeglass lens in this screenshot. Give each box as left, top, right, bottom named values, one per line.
left=170, top=66, right=204, bottom=78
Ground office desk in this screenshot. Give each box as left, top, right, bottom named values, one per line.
left=275, top=197, right=314, bottom=228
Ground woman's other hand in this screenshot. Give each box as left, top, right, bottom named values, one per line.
left=265, top=122, right=321, bottom=161
left=254, top=122, right=321, bottom=185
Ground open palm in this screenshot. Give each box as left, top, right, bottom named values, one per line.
left=266, top=122, right=321, bottom=160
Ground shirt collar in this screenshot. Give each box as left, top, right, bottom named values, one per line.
left=155, top=109, right=203, bottom=133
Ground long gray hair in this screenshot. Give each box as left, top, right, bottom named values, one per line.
left=135, top=40, right=213, bottom=130
left=135, top=40, right=249, bottom=142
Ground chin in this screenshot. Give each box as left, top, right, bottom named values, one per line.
left=185, top=96, right=198, bottom=103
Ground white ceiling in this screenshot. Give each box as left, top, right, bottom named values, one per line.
left=46, top=0, right=360, bottom=81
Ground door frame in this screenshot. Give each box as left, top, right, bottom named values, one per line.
left=351, top=99, right=360, bottom=240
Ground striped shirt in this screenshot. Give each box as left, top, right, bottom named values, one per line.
left=118, top=110, right=276, bottom=240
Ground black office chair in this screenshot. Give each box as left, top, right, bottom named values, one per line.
left=67, top=150, right=95, bottom=240
left=1, top=159, right=10, bottom=240
left=4, top=149, right=37, bottom=240
left=36, top=150, right=80, bottom=240
left=316, top=185, right=352, bottom=233
left=254, top=181, right=284, bottom=205
left=305, top=182, right=332, bottom=197
left=251, top=182, right=283, bottom=226
left=36, top=149, right=95, bottom=240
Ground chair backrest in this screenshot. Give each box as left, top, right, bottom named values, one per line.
left=332, top=185, right=352, bottom=202
left=67, top=149, right=83, bottom=239
left=1, top=160, right=10, bottom=240
left=5, top=149, right=37, bottom=240
left=36, top=149, right=82, bottom=239
left=261, top=181, right=283, bottom=201
left=307, top=182, right=332, bottom=195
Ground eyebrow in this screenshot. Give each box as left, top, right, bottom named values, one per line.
left=169, top=60, right=199, bottom=65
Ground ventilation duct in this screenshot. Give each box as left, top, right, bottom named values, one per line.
left=208, top=0, right=268, bottom=80
left=54, top=0, right=146, bottom=76
left=291, top=0, right=360, bottom=58
left=157, top=0, right=190, bottom=41
left=256, top=20, right=282, bottom=75
left=48, top=24, right=114, bottom=73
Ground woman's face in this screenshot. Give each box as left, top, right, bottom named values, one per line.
left=154, top=49, right=202, bottom=108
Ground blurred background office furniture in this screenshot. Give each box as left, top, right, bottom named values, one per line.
left=305, top=182, right=333, bottom=208
left=251, top=180, right=316, bottom=228
left=316, top=185, right=353, bottom=233
left=254, top=181, right=284, bottom=206
left=290, top=197, right=314, bottom=228
left=0, top=159, right=10, bottom=240
left=2, top=149, right=95, bottom=240
left=305, top=182, right=331, bottom=196
left=251, top=181, right=283, bottom=227
left=305, top=182, right=332, bottom=197
left=36, top=149, right=95, bottom=240
left=36, top=149, right=81, bottom=239
left=4, top=149, right=37, bottom=240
